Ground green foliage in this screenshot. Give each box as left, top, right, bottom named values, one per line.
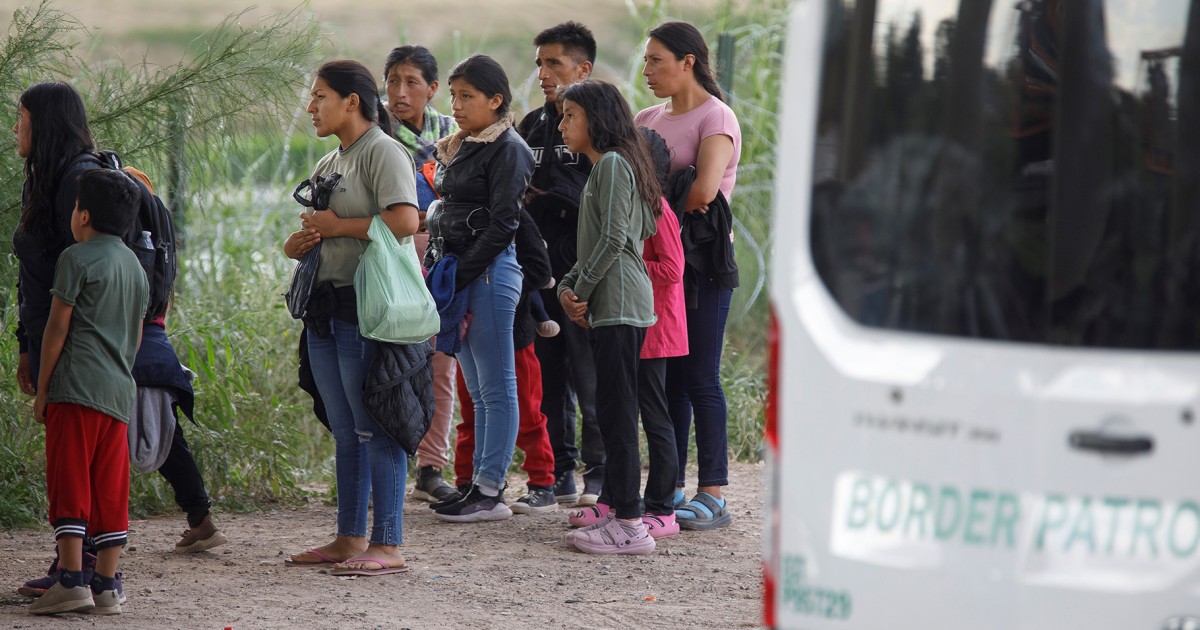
left=0, top=1, right=322, bottom=527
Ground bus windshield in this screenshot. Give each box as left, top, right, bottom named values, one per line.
left=810, top=0, right=1198, bottom=350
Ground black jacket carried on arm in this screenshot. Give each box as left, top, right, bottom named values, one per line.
left=513, top=208, right=552, bottom=350
left=518, top=103, right=592, bottom=281
left=666, top=167, right=740, bottom=308
left=432, top=114, right=535, bottom=292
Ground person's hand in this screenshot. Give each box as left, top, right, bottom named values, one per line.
left=33, top=393, right=47, bottom=424
left=301, top=209, right=342, bottom=238
left=558, top=289, right=589, bottom=328
left=284, top=227, right=321, bottom=260
left=16, top=352, right=35, bottom=396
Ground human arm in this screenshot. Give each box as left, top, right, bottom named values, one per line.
left=514, top=210, right=551, bottom=294
left=17, top=353, right=34, bottom=396
left=557, top=265, right=588, bottom=327
left=15, top=281, right=34, bottom=395
left=283, top=226, right=322, bottom=260
left=684, top=134, right=735, bottom=214
left=570, top=154, right=635, bottom=302
left=33, top=296, right=73, bottom=423
left=642, top=200, right=684, bottom=287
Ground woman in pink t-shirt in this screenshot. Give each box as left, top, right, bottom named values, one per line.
left=635, top=21, right=742, bottom=531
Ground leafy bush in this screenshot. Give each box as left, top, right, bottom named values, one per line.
left=0, top=1, right=321, bottom=526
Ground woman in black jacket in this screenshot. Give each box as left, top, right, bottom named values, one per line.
left=12, top=83, right=99, bottom=393
left=427, top=54, right=534, bottom=522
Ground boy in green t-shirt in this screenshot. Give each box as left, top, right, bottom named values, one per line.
left=30, top=169, right=148, bottom=616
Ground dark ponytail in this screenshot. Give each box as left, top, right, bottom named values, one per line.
left=317, top=59, right=393, bottom=136
left=17, top=82, right=95, bottom=234
left=648, top=21, right=724, bottom=102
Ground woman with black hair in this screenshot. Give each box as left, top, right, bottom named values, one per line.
left=426, top=54, right=534, bottom=523
left=13, top=83, right=97, bottom=395
left=636, top=21, right=743, bottom=531
left=282, top=60, right=419, bottom=576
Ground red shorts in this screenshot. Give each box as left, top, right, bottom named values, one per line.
left=45, top=402, right=130, bottom=549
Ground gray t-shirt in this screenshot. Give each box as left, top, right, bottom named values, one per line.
left=312, top=126, right=418, bottom=286
left=48, top=235, right=149, bottom=423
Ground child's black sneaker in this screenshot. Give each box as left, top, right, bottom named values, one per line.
left=511, top=486, right=558, bottom=514
left=434, top=485, right=512, bottom=522
left=553, top=472, right=579, bottom=505
left=577, top=470, right=603, bottom=507
left=429, top=483, right=470, bottom=510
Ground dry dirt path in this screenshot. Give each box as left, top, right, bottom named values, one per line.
left=0, top=462, right=764, bottom=629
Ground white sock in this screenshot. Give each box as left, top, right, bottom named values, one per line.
left=477, top=485, right=498, bottom=497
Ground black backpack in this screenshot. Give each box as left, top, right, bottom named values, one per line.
left=86, top=151, right=179, bottom=320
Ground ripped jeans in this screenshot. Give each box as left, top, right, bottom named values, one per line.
left=307, top=318, right=407, bottom=546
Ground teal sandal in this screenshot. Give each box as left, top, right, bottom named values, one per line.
left=675, top=492, right=732, bottom=530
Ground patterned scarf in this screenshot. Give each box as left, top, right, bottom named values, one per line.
left=394, top=104, right=457, bottom=164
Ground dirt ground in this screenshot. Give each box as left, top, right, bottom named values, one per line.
left=0, top=462, right=764, bottom=629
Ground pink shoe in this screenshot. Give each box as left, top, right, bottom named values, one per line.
left=642, top=512, right=680, bottom=539
left=573, top=518, right=656, bottom=555
left=567, top=503, right=610, bottom=528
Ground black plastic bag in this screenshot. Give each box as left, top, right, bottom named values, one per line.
left=285, top=244, right=321, bottom=319
left=284, top=173, right=342, bottom=319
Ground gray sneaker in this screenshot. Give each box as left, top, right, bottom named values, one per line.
left=29, top=582, right=94, bottom=616
left=412, top=466, right=458, bottom=503
left=552, top=473, right=579, bottom=505
left=90, top=589, right=122, bottom=615
left=511, top=486, right=558, bottom=514
left=576, top=475, right=603, bottom=507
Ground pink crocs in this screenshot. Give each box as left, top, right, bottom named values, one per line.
left=567, top=503, right=610, bottom=528
left=642, top=512, right=680, bottom=539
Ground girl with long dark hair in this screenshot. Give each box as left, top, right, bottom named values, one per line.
left=556, top=80, right=660, bottom=554
left=282, top=60, right=419, bottom=576
left=13, top=83, right=96, bottom=394
left=636, top=21, right=742, bottom=531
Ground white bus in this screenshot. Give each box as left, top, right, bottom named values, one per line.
left=765, top=0, right=1198, bottom=627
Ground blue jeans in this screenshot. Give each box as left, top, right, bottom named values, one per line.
left=455, top=245, right=522, bottom=492
left=307, top=319, right=407, bottom=545
left=666, top=274, right=733, bottom=488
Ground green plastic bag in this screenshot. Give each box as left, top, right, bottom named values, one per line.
left=355, top=215, right=440, bottom=344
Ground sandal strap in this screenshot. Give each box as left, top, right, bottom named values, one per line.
left=678, top=492, right=725, bottom=519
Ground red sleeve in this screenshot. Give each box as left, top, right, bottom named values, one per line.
left=642, top=199, right=684, bottom=287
